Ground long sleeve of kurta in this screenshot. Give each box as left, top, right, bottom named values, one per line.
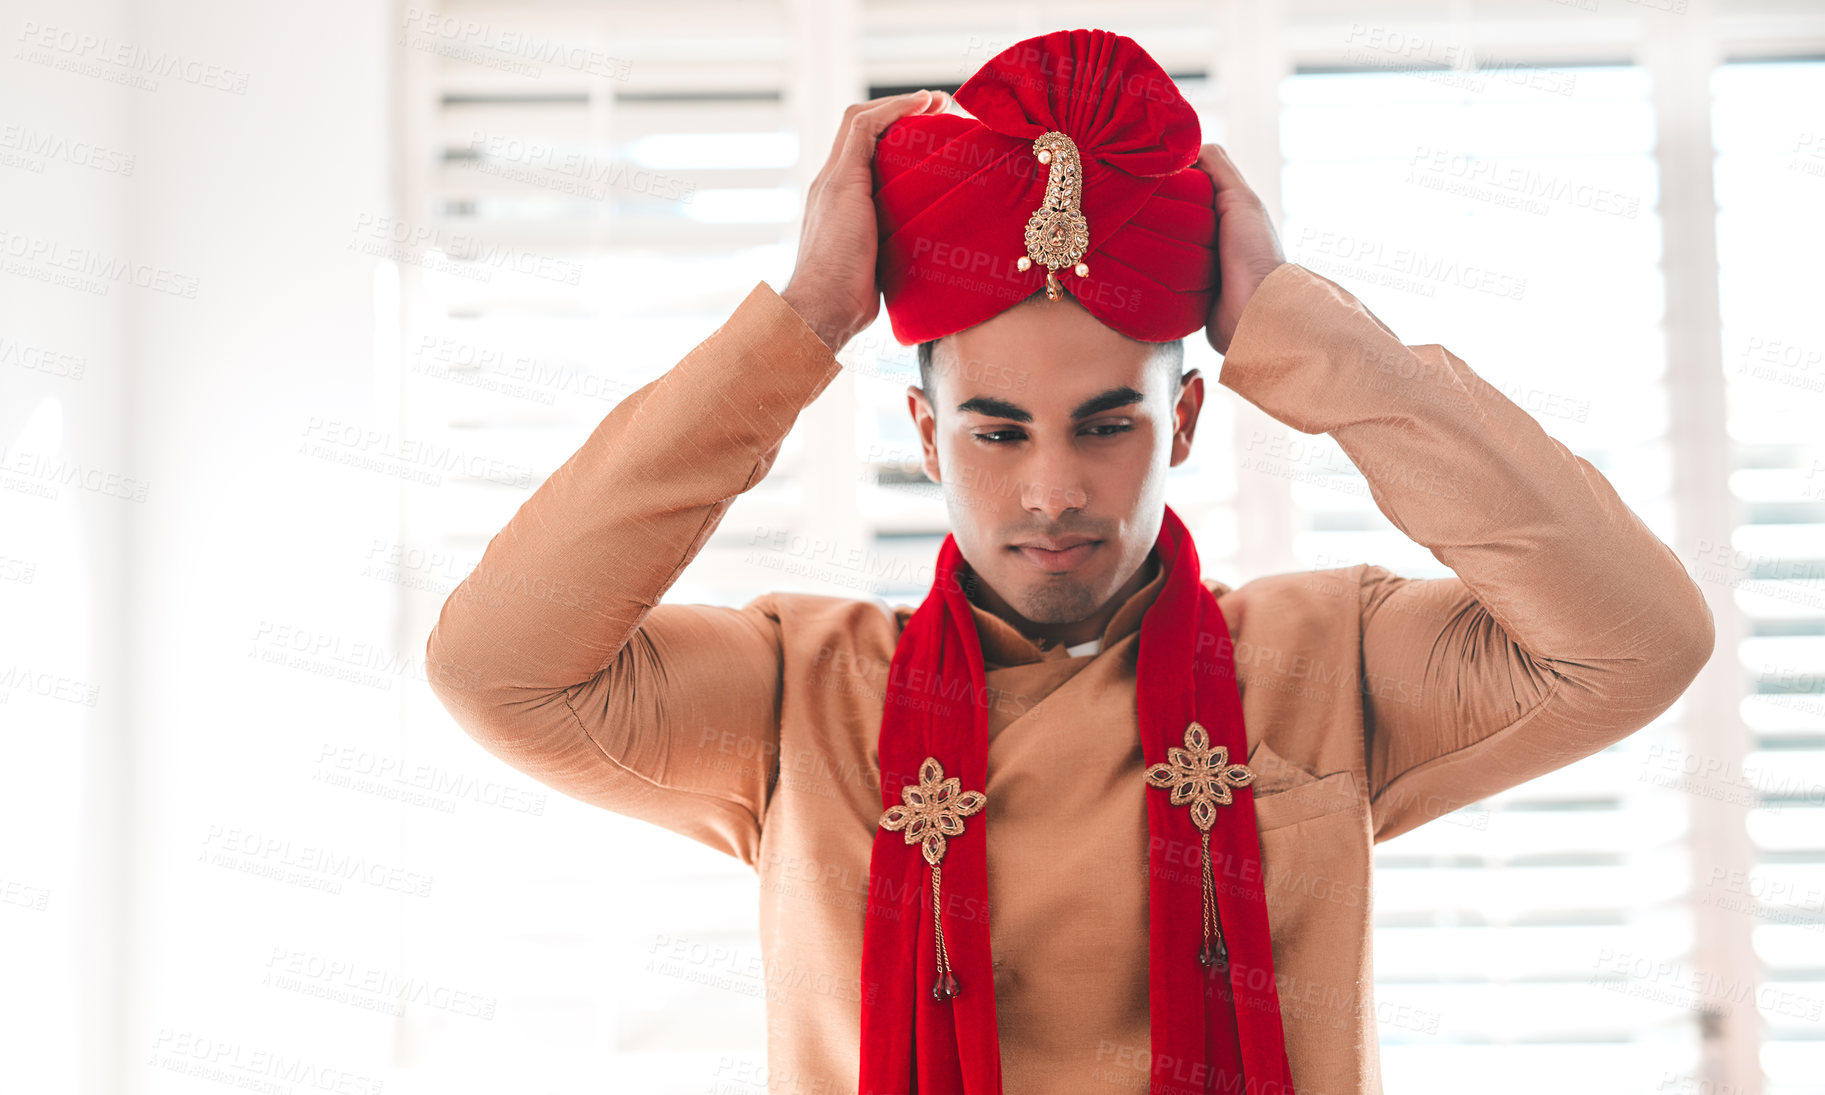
left=1217, top=262, right=1716, bottom=842
left=424, top=262, right=1716, bottom=870
left=423, top=280, right=844, bottom=868
left=423, top=262, right=1718, bottom=1095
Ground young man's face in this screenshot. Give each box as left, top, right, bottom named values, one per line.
left=906, top=290, right=1204, bottom=638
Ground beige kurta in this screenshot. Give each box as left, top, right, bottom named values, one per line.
left=424, top=263, right=1715, bottom=1095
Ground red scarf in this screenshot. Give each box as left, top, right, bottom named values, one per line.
left=859, top=502, right=1297, bottom=1095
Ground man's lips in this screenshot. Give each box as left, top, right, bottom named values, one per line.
left=1011, top=540, right=1100, bottom=572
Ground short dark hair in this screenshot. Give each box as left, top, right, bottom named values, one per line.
left=917, top=336, right=1185, bottom=407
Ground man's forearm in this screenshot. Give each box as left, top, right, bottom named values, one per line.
left=779, top=281, right=860, bottom=353
left=1219, top=262, right=1712, bottom=830
left=1220, top=262, right=1711, bottom=665
left=424, top=280, right=844, bottom=727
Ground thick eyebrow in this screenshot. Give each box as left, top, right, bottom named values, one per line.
left=954, top=385, right=1146, bottom=424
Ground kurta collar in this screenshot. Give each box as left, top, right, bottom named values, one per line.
left=963, top=548, right=1168, bottom=669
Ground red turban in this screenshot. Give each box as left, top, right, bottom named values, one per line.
left=871, top=28, right=1217, bottom=345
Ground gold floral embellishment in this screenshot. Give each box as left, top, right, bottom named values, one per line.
left=879, top=756, right=987, bottom=866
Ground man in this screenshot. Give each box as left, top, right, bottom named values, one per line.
left=426, top=29, right=1714, bottom=1095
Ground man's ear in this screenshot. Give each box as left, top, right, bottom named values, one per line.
left=1169, top=368, right=1205, bottom=468
left=906, top=384, right=941, bottom=484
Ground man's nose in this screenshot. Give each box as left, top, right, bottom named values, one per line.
left=1019, top=451, right=1088, bottom=519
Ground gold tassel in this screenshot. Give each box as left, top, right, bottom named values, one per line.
left=1144, top=720, right=1256, bottom=973
left=878, top=757, right=985, bottom=1002
left=932, top=863, right=958, bottom=999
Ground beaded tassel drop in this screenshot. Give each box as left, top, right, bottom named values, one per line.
left=878, top=757, right=986, bottom=1001
left=1144, top=720, right=1257, bottom=973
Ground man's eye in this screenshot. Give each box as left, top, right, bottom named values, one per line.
left=970, top=424, right=1133, bottom=444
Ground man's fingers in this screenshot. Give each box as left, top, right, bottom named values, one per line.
left=1196, top=142, right=1253, bottom=198
left=824, top=89, right=951, bottom=179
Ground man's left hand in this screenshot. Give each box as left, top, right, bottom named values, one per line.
left=1195, top=143, right=1287, bottom=355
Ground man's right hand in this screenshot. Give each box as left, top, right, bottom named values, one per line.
left=780, top=89, right=953, bottom=352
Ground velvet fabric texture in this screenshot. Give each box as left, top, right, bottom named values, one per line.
left=871, top=28, right=1218, bottom=345
left=859, top=504, right=1297, bottom=1095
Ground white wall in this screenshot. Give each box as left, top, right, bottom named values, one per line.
left=0, top=0, right=133, bottom=1088
left=0, top=1, right=398, bottom=1090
